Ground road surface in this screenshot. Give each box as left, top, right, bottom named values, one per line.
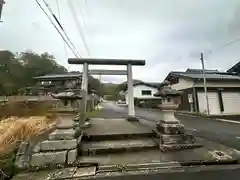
left=101, top=101, right=240, bottom=151
left=96, top=165, right=240, bottom=180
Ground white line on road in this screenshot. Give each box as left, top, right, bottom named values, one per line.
left=177, top=113, right=240, bottom=124
left=216, top=118, right=240, bottom=124
left=186, top=127, right=197, bottom=131
left=236, top=136, right=240, bottom=139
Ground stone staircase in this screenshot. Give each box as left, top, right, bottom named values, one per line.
left=76, top=127, right=159, bottom=165
left=30, top=115, right=81, bottom=167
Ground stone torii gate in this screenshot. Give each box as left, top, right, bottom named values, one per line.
left=68, top=58, right=145, bottom=124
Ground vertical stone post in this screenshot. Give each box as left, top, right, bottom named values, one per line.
left=80, top=62, right=89, bottom=126
left=127, top=64, right=138, bottom=121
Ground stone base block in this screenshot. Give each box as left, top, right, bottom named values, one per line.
left=56, top=121, right=76, bottom=129
left=157, top=120, right=180, bottom=124
left=40, top=139, right=77, bottom=151
left=30, top=151, right=67, bottom=167
left=49, top=129, right=76, bottom=140
left=156, top=122, right=185, bottom=134
left=153, top=130, right=195, bottom=145
left=159, top=143, right=203, bottom=152
left=67, top=149, right=78, bottom=164
left=15, top=154, right=30, bottom=169
left=16, top=142, right=29, bottom=156
left=126, top=116, right=139, bottom=122
left=32, top=143, right=41, bottom=153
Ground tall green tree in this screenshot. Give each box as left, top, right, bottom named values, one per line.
left=0, top=50, right=67, bottom=95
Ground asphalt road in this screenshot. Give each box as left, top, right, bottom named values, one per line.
left=101, top=101, right=240, bottom=151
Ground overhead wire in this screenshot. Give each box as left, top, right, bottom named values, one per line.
left=84, top=0, right=92, bottom=27
left=42, top=0, right=82, bottom=58
left=55, top=0, right=70, bottom=70
left=205, top=36, right=240, bottom=57
left=35, top=0, right=80, bottom=58
left=67, top=0, right=91, bottom=56
left=84, top=0, right=93, bottom=49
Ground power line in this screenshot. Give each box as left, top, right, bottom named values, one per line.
left=68, top=0, right=91, bottom=56
left=56, top=0, right=70, bottom=70
left=56, top=0, right=69, bottom=68
left=56, top=0, right=60, bottom=19
left=85, top=0, right=92, bottom=25
left=84, top=0, right=93, bottom=47
left=42, top=0, right=82, bottom=58
left=205, top=36, right=240, bottom=56
left=220, top=36, right=240, bottom=49
left=35, top=0, right=80, bottom=58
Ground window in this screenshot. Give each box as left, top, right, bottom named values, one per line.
left=141, top=90, right=152, bottom=95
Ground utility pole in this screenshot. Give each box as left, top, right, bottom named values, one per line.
left=0, top=0, right=5, bottom=22
left=200, top=53, right=210, bottom=115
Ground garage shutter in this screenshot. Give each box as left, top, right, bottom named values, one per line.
left=222, top=92, right=240, bottom=114
left=198, top=92, right=220, bottom=115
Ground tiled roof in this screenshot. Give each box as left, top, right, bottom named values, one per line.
left=34, top=73, right=82, bottom=80
left=123, top=81, right=160, bottom=91
left=166, top=69, right=240, bottom=81
left=227, top=61, right=240, bottom=73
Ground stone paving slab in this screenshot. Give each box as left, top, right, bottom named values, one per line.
left=85, top=118, right=152, bottom=136
left=81, top=138, right=157, bottom=154
left=12, top=166, right=97, bottom=180
left=31, top=151, right=67, bottom=167
left=77, top=137, right=240, bottom=167
left=40, top=139, right=77, bottom=151
left=49, top=129, right=76, bottom=140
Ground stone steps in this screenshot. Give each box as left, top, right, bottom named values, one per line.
left=82, top=132, right=154, bottom=141
left=31, top=149, right=78, bottom=167
left=40, top=139, right=78, bottom=151
left=49, top=129, right=76, bottom=140
left=81, top=138, right=158, bottom=155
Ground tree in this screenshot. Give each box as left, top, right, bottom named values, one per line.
left=0, top=50, right=104, bottom=96
left=0, top=50, right=67, bottom=95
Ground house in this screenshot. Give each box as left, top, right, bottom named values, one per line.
left=227, top=61, right=240, bottom=76
left=124, top=82, right=161, bottom=107
left=21, top=72, right=96, bottom=96
left=165, top=68, right=240, bottom=115
left=34, top=73, right=82, bottom=95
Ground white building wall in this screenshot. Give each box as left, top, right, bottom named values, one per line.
left=195, top=81, right=240, bottom=87
left=171, top=78, right=194, bottom=90
left=171, top=78, right=240, bottom=90
left=125, top=85, right=159, bottom=104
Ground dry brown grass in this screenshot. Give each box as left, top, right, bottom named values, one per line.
left=0, top=100, right=57, bottom=179
left=0, top=116, right=56, bottom=160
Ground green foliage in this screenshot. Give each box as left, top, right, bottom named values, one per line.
left=102, top=83, right=125, bottom=101
left=0, top=50, right=67, bottom=95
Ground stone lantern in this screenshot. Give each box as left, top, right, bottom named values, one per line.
left=51, top=90, right=91, bottom=128
left=153, top=81, right=201, bottom=152
left=51, top=90, right=82, bottom=111
left=50, top=90, right=83, bottom=137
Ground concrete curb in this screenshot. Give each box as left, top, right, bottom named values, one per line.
left=98, top=161, right=181, bottom=173
left=176, top=112, right=240, bottom=124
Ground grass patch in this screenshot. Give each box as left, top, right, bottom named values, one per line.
left=86, top=108, right=104, bottom=118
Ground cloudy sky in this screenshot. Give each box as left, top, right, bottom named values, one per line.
left=1, top=0, right=240, bottom=83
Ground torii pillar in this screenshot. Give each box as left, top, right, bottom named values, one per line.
left=68, top=58, right=145, bottom=124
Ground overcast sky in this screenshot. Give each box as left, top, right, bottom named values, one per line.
left=1, top=0, right=240, bottom=83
